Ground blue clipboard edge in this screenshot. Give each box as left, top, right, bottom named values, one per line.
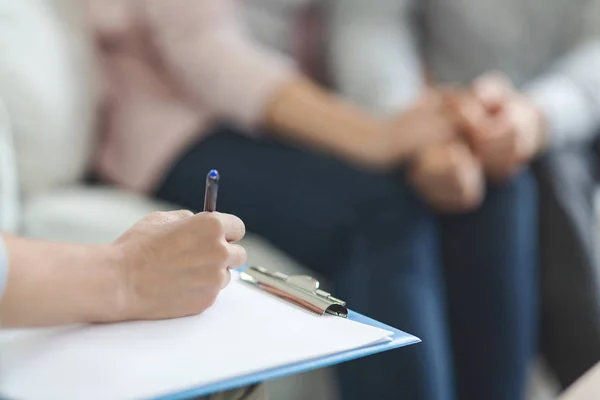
left=155, top=310, right=421, bottom=400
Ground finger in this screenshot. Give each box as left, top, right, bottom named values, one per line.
left=445, top=139, right=474, bottom=164
left=473, top=72, right=514, bottom=113
left=482, top=143, right=519, bottom=182
left=438, top=86, right=470, bottom=119
left=450, top=154, right=481, bottom=194
left=220, top=268, right=232, bottom=289
left=438, top=105, right=463, bottom=130
left=226, top=243, right=247, bottom=269
left=213, top=213, right=246, bottom=242
left=446, top=92, right=493, bottom=145
left=472, top=116, right=513, bottom=156
left=496, top=107, right=530, bottom=163
left=489, top=120, right=520, bottom=163
left=407, top=159, right=431, bottom=189
left=445, top=142, right=484, bottom=193
left=490, top=114, right=514, bottom=138
left=458, top=158, right=485, bottom=205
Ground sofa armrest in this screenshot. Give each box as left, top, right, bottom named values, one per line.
left=0, top=96, right=20, bottom=232
left=0, top=0, right=96, bottom=198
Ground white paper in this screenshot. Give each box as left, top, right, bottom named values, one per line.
left=0, top=273, right=392, bottom=400
left=559, top=361, right=600, bottom=400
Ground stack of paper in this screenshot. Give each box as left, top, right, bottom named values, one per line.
left=0, top=272, right=396, bottom=400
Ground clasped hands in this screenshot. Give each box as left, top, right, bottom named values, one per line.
left=405, top=72, right=546, bottom=213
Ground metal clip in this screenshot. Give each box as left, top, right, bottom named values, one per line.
left=239, top=266, right=348, bottom=318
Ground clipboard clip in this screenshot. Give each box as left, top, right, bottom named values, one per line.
left=240, top=266, right=348, bottom=318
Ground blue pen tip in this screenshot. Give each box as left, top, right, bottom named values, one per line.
left=209, top=169, right=219, bottom=179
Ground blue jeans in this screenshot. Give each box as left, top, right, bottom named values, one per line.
left=155, top=126, right=538, bottom=400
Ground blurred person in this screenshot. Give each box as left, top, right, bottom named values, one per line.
left=329, top=0, right=600, bottom=398
left=90, top=1, right=537, bottom=400
left=1, top=210, right=263, bottom=399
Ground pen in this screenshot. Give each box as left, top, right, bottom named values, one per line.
left=204, top=169, right=219, bottom=212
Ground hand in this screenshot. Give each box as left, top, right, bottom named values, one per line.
left=462, top=72, right=547, bottom=181
left=409, top=139, right=485, bottom=213
left=110, top=210, right=247, bottom=321
left=372, top=89, right=459, bottom=168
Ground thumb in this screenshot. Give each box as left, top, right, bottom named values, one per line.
left=473, top=72, right=514, bottom=113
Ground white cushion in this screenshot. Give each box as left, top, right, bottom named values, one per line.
left=0, top=0, right=96, bottom=196
left=22, top=186, right=176, bottom=243
left=0, top=97, right=19, bottom=231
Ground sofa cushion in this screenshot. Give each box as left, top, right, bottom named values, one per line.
left=22, top=186, right=176, bottom=243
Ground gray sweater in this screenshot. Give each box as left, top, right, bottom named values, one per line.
left=328, top=0, right=600, bottom=147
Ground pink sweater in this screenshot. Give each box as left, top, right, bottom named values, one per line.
left=91, top=0, right=297, bottom=192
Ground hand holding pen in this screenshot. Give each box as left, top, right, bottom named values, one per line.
left=106, top=170, right=245, bottom=321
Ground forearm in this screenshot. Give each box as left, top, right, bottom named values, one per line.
left=0, top=235, right=121, bottom=327
left=145, top=0, right=403, bottom=166
left=264, top=76, right=389, bottom=167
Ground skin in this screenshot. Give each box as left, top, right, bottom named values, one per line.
left=264, top=77, right=459, bottom=169
left=264, top=71, right=543, bottom=214
left=0, top=210, right=247, bottom=327
left=469, top=72, right=547, bottom=181
left=408, top=73, right=546, bottom=213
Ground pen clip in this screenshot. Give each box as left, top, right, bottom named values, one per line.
left=240, top=266, right=348, bottom=318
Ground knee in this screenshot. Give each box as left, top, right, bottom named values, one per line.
left=353, top=181, right=441, bottom=276
left=362, top=178, right=432, bottom=231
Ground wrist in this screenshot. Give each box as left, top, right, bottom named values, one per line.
left=369, top=118, right=410, bottom=168
left=88, top=244, right=130, bottom=323
left=340, top=117, right=391, bottom=168
left=265, top=76, right=390, bottom=168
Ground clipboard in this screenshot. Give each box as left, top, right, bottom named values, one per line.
left=159, top=310, right=419, bottom=400
left=157, top=266, right=420, bottom=400
left=0, top=267, right=420, bottom=400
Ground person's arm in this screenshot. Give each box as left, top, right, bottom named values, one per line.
left=142, top=0, right=453, bottom=169
left=525, top=39, right=600, bottom=147
left=0, top=235, right=121, bottom=327
left=141, top=0, right=385, bottom=165
left=327, top=0, right=423, bottom=114
left=0, top=211, right=247, bottom=328
left=525, top=3, right=600, bottom=147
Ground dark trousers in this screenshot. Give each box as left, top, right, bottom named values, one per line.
left=534, top=144, right=600, bottom=388
left=156, top=126, right=538, bottom=400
